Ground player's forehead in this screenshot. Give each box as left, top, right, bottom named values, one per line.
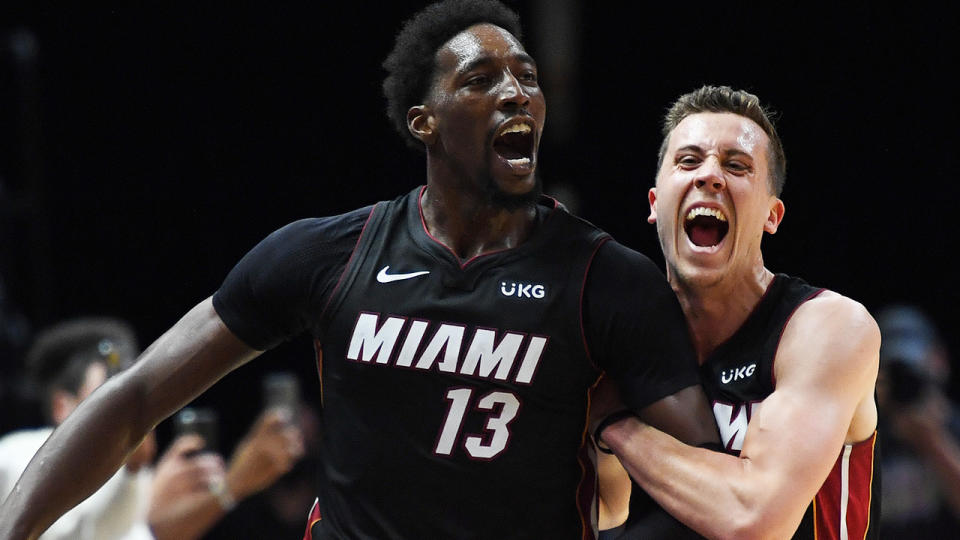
left=668, top=112, right=769, bottom=158
left=435, top=23, right=532, bottom=76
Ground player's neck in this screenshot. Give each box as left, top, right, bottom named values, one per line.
left=420, top=184, right=538, bottom=261
left=674, top=265, right=775, bottom=363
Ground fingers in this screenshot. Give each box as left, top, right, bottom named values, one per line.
left=188, top=453, right=227, bottom=478
left=166, top=434, right=208, bottom=458
left=249, top=408, right=291, bottom=435
left=273, top=428, right=305, bottom=475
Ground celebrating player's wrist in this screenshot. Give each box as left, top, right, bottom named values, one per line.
left=593, top=409, right=639, bottom=454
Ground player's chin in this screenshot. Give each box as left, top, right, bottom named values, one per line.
left=489, top=172, right=541, bottom=211
left=674, top=256, right=729, bottom=288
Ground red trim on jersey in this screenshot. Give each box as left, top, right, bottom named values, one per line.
left=575, top=412, right=599, bottom=540
left=811, top=431, right=877, bottom=540
left=313, top=342, right=324, bottom=407
left=302, top=497, right=322, bottom=540
left=769, top=287, right=826, bottom=388
left=415, top=185, right=548, bottom=269
left=579, top=236, right=611, bottom=371
left=541, top=194, right=561, bottom=210
left=317, top=204, right=378, bottom=321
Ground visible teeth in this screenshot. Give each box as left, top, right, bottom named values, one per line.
left=685, top=207, right=727, bottom=221
left=501, top=123, right=531, bottom=135
left=507, top=157, right=531, bottom=166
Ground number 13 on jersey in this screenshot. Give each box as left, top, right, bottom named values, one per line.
left=434, top=388, right=520, bottom=459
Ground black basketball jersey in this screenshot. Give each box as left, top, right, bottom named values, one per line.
left=701, top=274, right=880, bottom=540
left=214, top=186, right=700, bottom=539
left=312, top=187, right=607, bottom=538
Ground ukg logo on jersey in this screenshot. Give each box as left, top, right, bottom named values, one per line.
left=721, top=363, right=756, bottom=384
left=500, top=281, right=545, bottom=299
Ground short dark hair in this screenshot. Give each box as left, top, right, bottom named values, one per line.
left=657, top=85, right=786, bottom=196
left=26, top=317, right=139, bottom=419
left=382, top=0, right=522, bottom=150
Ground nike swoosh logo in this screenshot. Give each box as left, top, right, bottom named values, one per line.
left=376, top=265, right=430, bottom=283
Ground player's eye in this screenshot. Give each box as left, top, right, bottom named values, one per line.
left=677, top=155, right=700, bottom=168
left=726, top=161, right=751, bottom=173
left=519, top=70, right=538, bottom=84
left=465, top=74, right=490, bottom=87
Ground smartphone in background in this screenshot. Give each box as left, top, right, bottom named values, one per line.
left=263, top=372, right=300, bottom=422
left=173, top=406, right=219, bottom=452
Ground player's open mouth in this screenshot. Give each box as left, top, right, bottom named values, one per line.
left=493, top=120, right=535, bottom=170
left=684, top=206, right=728, bottom=248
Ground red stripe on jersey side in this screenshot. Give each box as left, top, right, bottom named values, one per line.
left=576, top=236, right=612, bottom=539
left=845, top=431, right=877, bottom=540
left=313, top=341, right=324, bottom=407
left=302, top=498, right=322, bottom=540
left=812, top=431, right=877, bottom=540
left=811, top=497, right=819, bottom=539
left=815, top=448, right=841, bottom=539
left=575, top=416, right=599, bottom=540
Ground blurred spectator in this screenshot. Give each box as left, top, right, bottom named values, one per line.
left=0, top=317, right=158, bottom=539
left=203, top=404, right=320, bottom=540
left=876, top=305, right=960, bottom=537
left=151, top=407, right=306, bottom=540
left=0, top=317, right=305, bottom=540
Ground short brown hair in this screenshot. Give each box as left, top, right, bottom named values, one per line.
left=657, top=85, right=786, bottom=196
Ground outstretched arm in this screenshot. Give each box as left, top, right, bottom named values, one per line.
left=0, top=298, right=261, bottom=540
left=601, top=294, right=880, bottom=540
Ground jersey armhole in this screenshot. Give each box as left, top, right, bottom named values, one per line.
left=316, top=204, right=383, bottom=334
left=579, top=235, right=612, bottom=372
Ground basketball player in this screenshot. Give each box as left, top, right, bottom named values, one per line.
left=594, top=86, right=881, bottom=539
left=0, top=2, right=717, bottom=539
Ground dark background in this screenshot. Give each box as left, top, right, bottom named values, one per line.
left=1, top=2, right=957, bottom=446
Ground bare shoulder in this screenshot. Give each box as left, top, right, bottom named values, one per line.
left=792, top=290, right=879, bottom=350
left=777, top=289, right=880, bottom=387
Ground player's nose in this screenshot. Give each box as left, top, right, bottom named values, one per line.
left=694, top=156, right=725, bottom=192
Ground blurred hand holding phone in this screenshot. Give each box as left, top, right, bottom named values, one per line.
left=263, top=372, right=301, bottom=424
left=173, top=407, right=219, bottom=454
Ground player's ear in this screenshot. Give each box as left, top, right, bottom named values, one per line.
left=407, top=105, right=437, bottom=145
left=647, top=187, right=658, bottom=224
left=764, top=197, right=785, bottom=234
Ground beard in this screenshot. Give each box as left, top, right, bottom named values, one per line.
left=483, top=172, right=542, bottom=212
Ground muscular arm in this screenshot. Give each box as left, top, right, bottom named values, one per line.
left=638, top=385, right=719, bottom=446
left=597, top=448, right=631, bottom=530
left=0, top=298, right=261, bottom=540
left=593, top=379, right=718, bottom=534
left=602, top=294, right=880, bottom=540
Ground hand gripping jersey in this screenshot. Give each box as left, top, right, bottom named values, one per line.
left=621, top=274, right=880, bottom=540
left=702, top=274, right=880, bottom=540
left=214, top=187, right=700, bottom=539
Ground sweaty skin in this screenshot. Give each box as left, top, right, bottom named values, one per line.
left=0, top=22, right=716, bottom=540
left=600, top=112, right=879, bottom=540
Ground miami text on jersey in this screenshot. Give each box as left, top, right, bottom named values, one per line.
left=346, top=311, right=548, bottom=385
left=713, top=400, right=764, bottom=452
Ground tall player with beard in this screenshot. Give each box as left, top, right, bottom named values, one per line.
left=0, top=2, right=718, bottom=539
left=595, top=86, right=881, bottom=539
